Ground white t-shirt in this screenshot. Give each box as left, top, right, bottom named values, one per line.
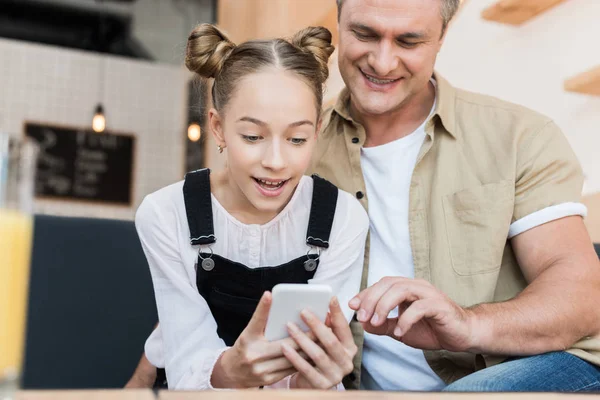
left=360, top=120, right=447, bottom=391
left=358, top=105, right=587, bottom=391
left=137, top=175, right=369, bottom=390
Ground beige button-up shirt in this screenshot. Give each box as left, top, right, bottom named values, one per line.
left=309, top=72, right=600, bottom=389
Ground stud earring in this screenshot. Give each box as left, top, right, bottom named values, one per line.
left=217, top=145, right=223, bottom=154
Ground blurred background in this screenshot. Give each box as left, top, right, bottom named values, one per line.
left=1, top=0, right=600, bottom=391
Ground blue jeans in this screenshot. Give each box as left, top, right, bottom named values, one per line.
left=444, top=352, right=600, bottom=392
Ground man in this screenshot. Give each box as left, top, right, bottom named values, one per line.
left=308, top=0, right=600, bottom=392
left=128, top=0, right=600, bottom=391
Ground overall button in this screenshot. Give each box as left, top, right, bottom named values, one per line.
left=201, top=258, right=215, bottom=271
left=304, top=259, right=317, bottom=272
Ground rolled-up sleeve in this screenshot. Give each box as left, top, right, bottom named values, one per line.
left=512, top=121, right=585, bottom=231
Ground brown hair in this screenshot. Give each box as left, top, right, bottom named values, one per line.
left=336, top=0, right=460, bottom=35
left=185, top=24, right=335, bottom=116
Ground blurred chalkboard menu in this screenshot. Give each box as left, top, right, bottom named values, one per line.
left=24, top=122, right=135, bottom=205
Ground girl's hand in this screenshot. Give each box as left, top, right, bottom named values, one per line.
left=211, top=291, right=301, bottom=388
left=283, top=296, right=357, bottom=390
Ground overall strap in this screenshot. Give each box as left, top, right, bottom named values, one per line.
left=183, top=169, right=216, bottom=245
left=306, top=174, right=338, bottom=249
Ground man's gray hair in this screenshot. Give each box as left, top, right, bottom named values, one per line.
left=336, top=0, right=461, bottom=35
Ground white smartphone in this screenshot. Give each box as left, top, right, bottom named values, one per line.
left=264, top=283, right=333, bottom=341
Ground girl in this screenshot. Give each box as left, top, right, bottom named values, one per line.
left=135, top=24, right=368, bottom=390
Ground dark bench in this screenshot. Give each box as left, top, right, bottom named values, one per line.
left=22, top=214, right=157, bottom=389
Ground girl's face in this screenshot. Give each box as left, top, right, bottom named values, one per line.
left=209, top=69, right=320, bottom=220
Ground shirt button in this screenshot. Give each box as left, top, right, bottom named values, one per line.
left=251, top=230, right=258, bottom=237
left=356, top=191, right=364, bottom=199
left=352, top=137, right=359, bottom=144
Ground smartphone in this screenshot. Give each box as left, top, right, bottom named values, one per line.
left=264, top=283, right=333, bottom=341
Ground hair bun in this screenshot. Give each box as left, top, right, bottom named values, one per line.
left=290, top=26, right=335, bottom=82
left=185, top=24, right=236, bottom=79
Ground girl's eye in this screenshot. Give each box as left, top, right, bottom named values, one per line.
left=242, top=135, right=261, bottom=142
left=290, top=138, right=307, bottom=145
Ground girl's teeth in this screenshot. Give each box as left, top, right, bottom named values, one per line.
left=257, top=179, right=285, bottom=188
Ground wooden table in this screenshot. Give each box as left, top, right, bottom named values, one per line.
left=15, top=390, right=154, bottom=400
left=158, top=392, right=600, bottom=399
left=14, top=391, right=600, bottom=400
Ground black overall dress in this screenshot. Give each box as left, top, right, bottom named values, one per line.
left=154, top=169, right=339, bottom=388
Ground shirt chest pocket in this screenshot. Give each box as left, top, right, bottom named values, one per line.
left=442, top=181, right=514, bottom=275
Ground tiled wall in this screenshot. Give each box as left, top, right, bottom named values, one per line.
left=0, top=38, right=188, bottom=220
left=132, top=0, right=214, bottom=65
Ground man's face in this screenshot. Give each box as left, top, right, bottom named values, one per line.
left=337, top=0, right=446, bottom=117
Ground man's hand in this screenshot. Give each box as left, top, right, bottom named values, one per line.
left=349, top=277, right=477, bottom=352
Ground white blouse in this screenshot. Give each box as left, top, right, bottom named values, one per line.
left=136, top=175, right=369, bottom=390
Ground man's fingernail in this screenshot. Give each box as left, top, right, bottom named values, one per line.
left=357, top=309, right=367, bottom=322
left=394, top=327, right=402, bottom=337
left=370, top=314, right=379, bottom=325
left=349, top=298, right=360, bottom=308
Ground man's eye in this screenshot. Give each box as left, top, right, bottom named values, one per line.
left=353, top=30, right=374, bottom=41
left=398, top=41, right=418, bottom=48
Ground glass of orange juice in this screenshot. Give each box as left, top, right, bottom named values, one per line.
left=0, top=133, right=38, bottom=399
